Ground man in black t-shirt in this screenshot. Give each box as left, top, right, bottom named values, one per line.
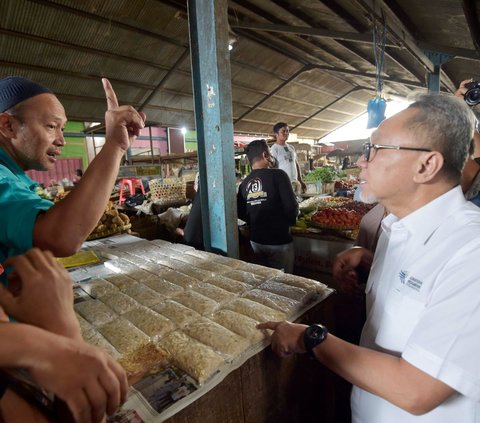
left=237, top=139, right=298, bottom=273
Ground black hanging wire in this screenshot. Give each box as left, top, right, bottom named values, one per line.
left=367, top=11, right=388, bottom=128
left=372, top=11, right=387, bottom=98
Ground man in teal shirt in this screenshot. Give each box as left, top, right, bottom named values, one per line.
left=0, top=147, right=53, bottom=265
left=0, top=76, right=137, bottom=421
left=0, top=76, right=146, bottom=279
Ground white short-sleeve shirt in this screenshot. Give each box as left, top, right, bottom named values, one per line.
left=352, top=186, right=480, bottom=423
left=270, top=143, right=298, bottom=183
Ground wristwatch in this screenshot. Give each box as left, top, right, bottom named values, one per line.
left=303, top=324, right=328, bottom=358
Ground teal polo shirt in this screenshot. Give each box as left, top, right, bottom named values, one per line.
left=0, top=147, right=53, bottom=282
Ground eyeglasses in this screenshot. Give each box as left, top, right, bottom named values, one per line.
left=362, top=142, right=432, bottom=162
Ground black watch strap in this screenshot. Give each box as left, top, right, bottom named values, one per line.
left=303, top=324, right=328, bottom=358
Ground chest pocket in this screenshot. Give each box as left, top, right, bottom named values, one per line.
left=375, top=289, right=425, bottom=352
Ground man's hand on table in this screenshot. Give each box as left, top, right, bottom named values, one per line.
left=257, top=321, right=308, bottom=357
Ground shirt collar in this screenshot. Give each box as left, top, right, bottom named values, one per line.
left=381, top=186, right=467, bottom=244
left=0, top=146, right=38, bottom=190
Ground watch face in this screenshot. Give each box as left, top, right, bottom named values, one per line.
left=304, top=324, right=328, bottom=355
left=308, top=325, right=325, bottom=339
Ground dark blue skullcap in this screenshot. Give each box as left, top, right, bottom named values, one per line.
left=0, top=76, right=52, bottom=112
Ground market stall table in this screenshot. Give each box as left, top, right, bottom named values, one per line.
left=66, top=235, right=340, bottom=422
left=163, top=294, right=340, bottom=423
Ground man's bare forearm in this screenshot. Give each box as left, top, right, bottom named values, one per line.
left=33, top=144, right=124, bottom=256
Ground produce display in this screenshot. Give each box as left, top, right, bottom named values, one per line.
left=310, top=201, right=376, bottom=230
left=88, top=201, right=131, bottom=240
left=341, top=201, right=377, bottom=215
left=299, top=195, right=347, bottom=212
left=310, top=207, right=363, bottom=229
left=334, top=180, right=357, bottom=190
left=294, top=195, right=377, bottom=236
left=304, top=166, right=338, bottom=182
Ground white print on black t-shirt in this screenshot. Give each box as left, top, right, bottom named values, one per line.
left=246, top=177, right=268, bottom=205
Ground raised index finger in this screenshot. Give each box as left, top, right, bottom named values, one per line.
left=102, top=78, right=119, bottom=110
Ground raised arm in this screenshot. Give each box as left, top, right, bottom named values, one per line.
left=33, top=79, right=146, bottom=257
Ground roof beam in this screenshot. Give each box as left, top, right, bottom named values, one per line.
left=233, top=0, right=427, bottom=96
left=0, top=59, right=156, bottom=91
left=231, top=0, right=371, bottom=70
left=0, top=58, right=231, bottom=108
left=57, top=93, right=195, bottom=116
left=291, top=87, right=370, bottom=130
left=0, top=42, right=303, bottom=104
left=138, top=49, right=190, bottom=111
left=230, top=5, right=380, bottom=91
left=234, top=28, right=311, bottom=65
left=317, top=0, right=427, bottom=87
left=28, top=0, right=187, bottom=48
left=231, top=22, right=398, bottom=47
left=417, top=42, right=480, bottom=62
left=0, top=28, right=173, bottom=72
left=270, top=0, right=377, bottom=68
left=355, top=0, right=456, bottom=92
left=232, top=60, right=421, bottom=127
left=310, top=65, right=424, bottom=88
left=233, top=65, right=313, bottom=124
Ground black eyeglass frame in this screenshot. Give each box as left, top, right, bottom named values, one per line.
left=362, top=142, right=432, bottom=162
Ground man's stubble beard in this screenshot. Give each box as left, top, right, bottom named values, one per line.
left=359, top=190, right=378, bottom=204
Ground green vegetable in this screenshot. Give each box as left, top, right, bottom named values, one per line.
left=295, top=219, right=308, bottom=228
left=304, top=166, right=338, bottom=183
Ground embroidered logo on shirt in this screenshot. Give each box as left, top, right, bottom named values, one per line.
left=398, top=270, right=423, bottom=292
left=399, top=270, right=408, bottom=285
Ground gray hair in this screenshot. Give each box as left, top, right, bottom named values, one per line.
left=407, top=94, right=476, bottom=181
left=472, top=107, right=480, bottom=132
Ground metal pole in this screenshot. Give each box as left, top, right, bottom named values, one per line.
left=187, top=0, right=239, bottom=257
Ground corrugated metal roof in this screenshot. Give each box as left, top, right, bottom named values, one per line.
left=0, top=0, right=478, bottom=139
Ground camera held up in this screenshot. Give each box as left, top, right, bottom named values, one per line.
left=464, top=80, right=480, bottom=107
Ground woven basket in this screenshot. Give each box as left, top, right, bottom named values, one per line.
left=149, top=178, right=186, bottom=206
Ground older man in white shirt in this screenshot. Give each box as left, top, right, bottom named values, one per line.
left=259, top=93, right=480, bottom=423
